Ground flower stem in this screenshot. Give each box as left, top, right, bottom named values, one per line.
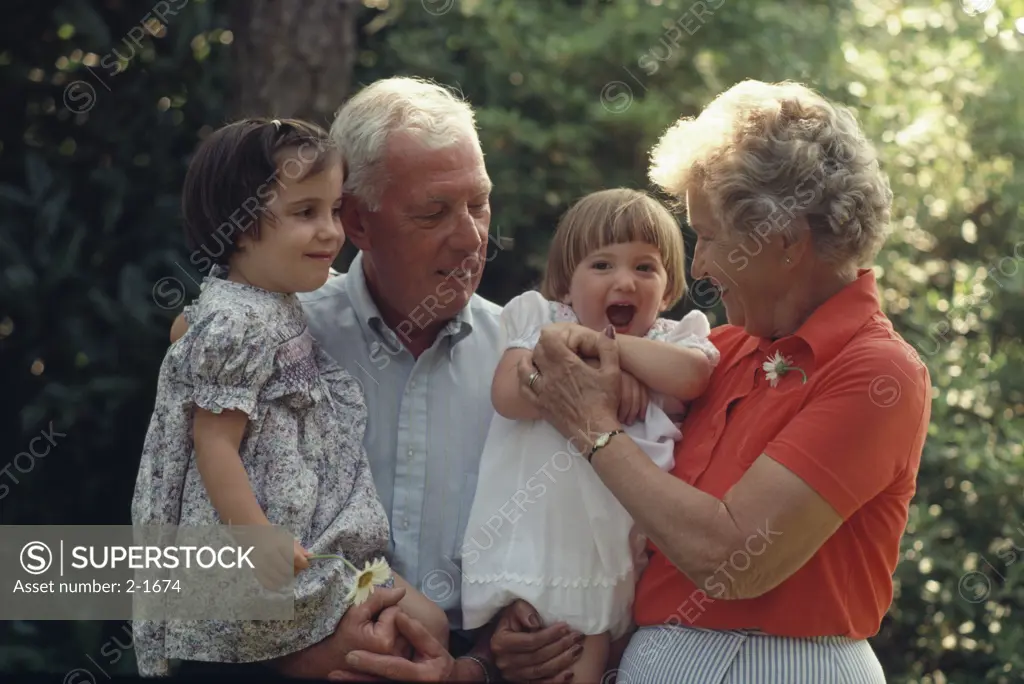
left=788, top=366, right=808, bottom=383
left=307, top=554, right=359, bottom=574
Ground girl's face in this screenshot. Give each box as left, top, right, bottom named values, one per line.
left=563, top=241, right=671, bottom=336
left=231, top=148, right=345, bottom=294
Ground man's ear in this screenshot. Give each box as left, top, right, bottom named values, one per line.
left=341, top=198, right=371, bottom=251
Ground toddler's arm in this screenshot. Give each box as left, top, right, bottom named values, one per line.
left=615, top=336, right=712, bottom=402
left=491, top=348, right=542, bottom=421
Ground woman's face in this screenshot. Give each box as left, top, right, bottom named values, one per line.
left=686, top=186, right=791, bottom=337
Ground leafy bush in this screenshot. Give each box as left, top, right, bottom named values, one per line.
left=1, top=0, right=1021, bottom=680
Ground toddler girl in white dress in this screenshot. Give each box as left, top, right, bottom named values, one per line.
left=460, top=188, right=720, bottom=681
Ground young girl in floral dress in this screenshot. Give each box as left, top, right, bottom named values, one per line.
left=461, top=188, right=720, bottom=681
left=131, top=118, right=444, bottom=677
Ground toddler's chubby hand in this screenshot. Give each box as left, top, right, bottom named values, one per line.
left=618, top=371, right=649, bottom=425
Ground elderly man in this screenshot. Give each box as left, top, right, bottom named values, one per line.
left=170, top=78, right=584, bottom=682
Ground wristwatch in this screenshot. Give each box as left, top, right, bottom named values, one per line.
left=585, top=429, right=625, bottom=462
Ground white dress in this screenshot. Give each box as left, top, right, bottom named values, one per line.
left=460, top=291, right=720, bottom=639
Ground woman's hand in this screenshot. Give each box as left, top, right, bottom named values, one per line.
left=581, top=358, right=647, bottom=426
left=618, top=371, right=649, bottom=426
left=517, top=323, right=622, bottom=449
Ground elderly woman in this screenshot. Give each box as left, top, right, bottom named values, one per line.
left=518, top=80, right=931, bottom=683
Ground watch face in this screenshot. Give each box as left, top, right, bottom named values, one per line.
left=596, top=433, right=609, bottom=447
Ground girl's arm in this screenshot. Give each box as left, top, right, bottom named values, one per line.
left=170, top=313, right=188, bottom=343
left=615, top=336, right=712, bottom=401
left=192, top=407, right=270, bottom=526
left=491, top=348, right=543, bottom=421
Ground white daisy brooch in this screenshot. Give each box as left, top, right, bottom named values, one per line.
left=762, top=351, right=808, bottom=388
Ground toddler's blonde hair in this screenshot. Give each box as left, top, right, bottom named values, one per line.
left=540, top=188, right=687, bottom=308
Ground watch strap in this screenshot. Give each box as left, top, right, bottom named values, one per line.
left=585, top=428, right=625, bottom=462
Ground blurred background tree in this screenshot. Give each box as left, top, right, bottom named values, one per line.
left=1, top=0, right=1022, bottom=681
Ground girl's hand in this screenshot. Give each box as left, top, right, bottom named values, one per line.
left=294, top=540, right=310, bottom=575
left=249, top=537, right=297, bottom=592
left=618, top=372, right=648, bottom=426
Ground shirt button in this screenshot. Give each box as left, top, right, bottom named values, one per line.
left=407, top=449, right=414, bottom=459
left=401, top=518, right=410, bottom=529
left=409, top=379, right=417, bottom=389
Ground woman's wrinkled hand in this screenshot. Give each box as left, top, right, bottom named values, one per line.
left=517, top=322, right=622, bottom=449
left=618, top=371, right=648, bottom=426
left=581, top=358, right=647, bottom=426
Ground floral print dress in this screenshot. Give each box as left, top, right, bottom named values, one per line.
left=131, top=271, right=389, bottom=676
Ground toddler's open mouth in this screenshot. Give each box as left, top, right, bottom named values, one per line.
left=606, top=304, right=636, bottom=331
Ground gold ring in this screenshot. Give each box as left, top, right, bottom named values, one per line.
left=528, top=370, right=541, bottom=391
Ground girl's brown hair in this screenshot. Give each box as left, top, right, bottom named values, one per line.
left=540, top=188, right=687, bottom=307
left=181, top=117, right=340, bottom=266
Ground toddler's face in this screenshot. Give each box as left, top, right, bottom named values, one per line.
left=563, top=241, right=670, bottom=337
left=232, top=148, right=345, bottom=294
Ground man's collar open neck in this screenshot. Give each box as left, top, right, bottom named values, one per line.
left=358, top=253, right=457, bottom=357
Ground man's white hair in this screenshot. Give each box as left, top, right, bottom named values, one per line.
left=331, top=76, right=480, bottom=211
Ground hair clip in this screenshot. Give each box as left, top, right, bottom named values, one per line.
left=271, top=119, right=281, bottom=129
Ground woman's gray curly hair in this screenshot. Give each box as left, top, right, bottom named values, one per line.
left=649, top=80, right=893, bottom=269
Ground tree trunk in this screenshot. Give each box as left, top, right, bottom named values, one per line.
left=230, top=0, right=359, bottom=127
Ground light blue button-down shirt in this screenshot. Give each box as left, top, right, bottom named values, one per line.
left=298, top=252, right=503, bottom=630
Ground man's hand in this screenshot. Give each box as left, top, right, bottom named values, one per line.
left=331, top=611, right=455, bottom=682
left=274, top=586, right=407, bottom=679
left=490, top=600, right=583, bottom=683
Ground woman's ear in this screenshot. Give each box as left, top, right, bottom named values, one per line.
left=780, top=215, right=812, bottom=264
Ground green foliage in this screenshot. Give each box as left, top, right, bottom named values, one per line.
left=1, top=0, right=1021, bottom=680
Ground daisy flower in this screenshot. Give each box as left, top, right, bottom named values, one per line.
left=762, top=351, right=807, bottom=388
left=307, top=553, right=393, bottom=606
left=344, top=557, right=392, bottom=605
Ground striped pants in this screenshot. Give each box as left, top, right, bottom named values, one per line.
left=616, top=625, right=886, bottom=683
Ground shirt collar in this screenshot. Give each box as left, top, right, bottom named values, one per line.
left=346, top=251, right=476, bottom=350
left=728, top=268, right=882, bottom=369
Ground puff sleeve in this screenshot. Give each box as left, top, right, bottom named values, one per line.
left=650, top=310, right=721, bottom=368
left=501, top=290, right=556, bottom=351
left=172, top=308, right=279, bottom=417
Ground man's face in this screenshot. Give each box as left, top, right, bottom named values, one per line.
left=356, top=131, right=492, bottom=336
